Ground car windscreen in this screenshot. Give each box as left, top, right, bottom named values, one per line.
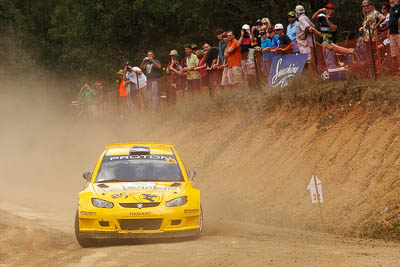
left=95, top=154, right=184, bottom=183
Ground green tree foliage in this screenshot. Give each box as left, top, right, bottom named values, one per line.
left=0, top=0, right=381, bottom=81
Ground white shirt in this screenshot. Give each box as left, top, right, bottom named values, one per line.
left=126, top=67, right=147, bottom=89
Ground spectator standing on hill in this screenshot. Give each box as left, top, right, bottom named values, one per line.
left=93, top=81, right=104, bottom=117
left=167, top=54, right=185, bottom=103
left=312, top=3, right=339, bottom=69
left=125, top=65, right=147, bottom=111
left=271, top=24, right=294, bottom=54
left=287, top=11, right=299, bottom=52
left=261, top=17, right=271, bottom=33
left=254, top=19, right=262, bottom=46
left=123, top=63, right=134, bottom=112
left=260, top=29, right=273, bottom=77
left=79, top=83, right=98, bottom=119
left=203, top=41, right=219, bottom=89
left=215, top=28, right=226, bottom=85
left=359, top=0, right=385, bottom=43
left=295, top=5, right=315, bottom=70
left=240, top=24, right=256, bottom=83
left=268, top=27, right=279, bottom=49
left=116, top=69, right=129, bottom=117
left=194, top=49, right=208, bottom=94
left=183, top=44, right=201, bottom=94
left=389, top=0, right=400, bottom=75
left=141, top=50, right=162, bottom=111
left=374, top=2, right=391, bottom=74
left=191, top=44, right=199, bottom=55
left=222, top=30, right=243, bottom=88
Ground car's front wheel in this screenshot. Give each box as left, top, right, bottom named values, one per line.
left=74, top=210, right=97, bottom=248
left=198, top=205, right=203, bottom=235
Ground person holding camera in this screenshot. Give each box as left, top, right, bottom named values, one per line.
left=167, top=52, right=185, bottom=103
left=239, top=24, right=256, bottom=83
left=79, top=83, right=98, bottom=119
left=140, top=51, right=162, bottom=111
left=312, top=3, right=339, bottom=69
left=125, top=63, right=147, bottom=111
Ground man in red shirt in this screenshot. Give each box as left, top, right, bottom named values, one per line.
left=222, top=30, right=243, bottom=89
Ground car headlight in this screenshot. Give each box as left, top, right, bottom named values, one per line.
left=91, top=198, right=114, bottom=208
left=165, top=196, right=188, bottom=207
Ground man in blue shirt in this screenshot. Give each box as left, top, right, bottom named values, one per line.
left=260, top=29, right=273, bottom=77
left=287, top=11, right=299, bottom=52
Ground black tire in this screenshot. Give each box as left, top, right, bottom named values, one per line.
left=74, top=210, right=97, bottom=248
left=198, top=205, right=203, bottom=235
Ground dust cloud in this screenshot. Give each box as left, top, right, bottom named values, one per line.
left=2, top=80, right=400, bottom=266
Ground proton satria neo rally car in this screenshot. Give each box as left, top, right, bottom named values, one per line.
left=75, top=143, right=202, bottom=247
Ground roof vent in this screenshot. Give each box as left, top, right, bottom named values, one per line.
left=129, top=146, right=150, bottom=155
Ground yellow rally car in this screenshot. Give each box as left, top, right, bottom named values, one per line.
left=75, top=143, right=202, bottom=247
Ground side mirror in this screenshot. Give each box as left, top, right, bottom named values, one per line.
left=82, top=172, right=92, bottom=182
left=187, top=170, right=197, bottom=183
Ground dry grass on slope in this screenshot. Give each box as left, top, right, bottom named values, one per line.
left=158, top=76, right=400, bottom=125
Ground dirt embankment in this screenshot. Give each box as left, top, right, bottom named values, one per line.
left=1, top=78, right=400, bottom=265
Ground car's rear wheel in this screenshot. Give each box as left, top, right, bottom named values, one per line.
left=74, top=210, right=97, bottom=247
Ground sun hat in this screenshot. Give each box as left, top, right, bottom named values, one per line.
left=295, top=5, right=305, bottom=13
left=242, top=24, right=251, bottom=30
left=169, top=50, right=178, bottom=56
left=274, top=24, right=284, bottom=30
left=116, top=69, right=124, bottom=75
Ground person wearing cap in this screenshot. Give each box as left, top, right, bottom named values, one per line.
left=183, top=43, right=201, bottom=94
left=254, top=19, right=263, bottom=46
left=271, top=24, right=294, bottom=54
left=267, top=26, right=279, bottom=49
left=295, top=5, right=315, bottom=69
left=125, top=64, right=147, bottom=111
left=312, top=3, right=339, bottom=69
left=287, top=11, right=298, bottom=43
left=287, top=11, right=299, bottom=52
left=240, top=24, right=257, bottom=84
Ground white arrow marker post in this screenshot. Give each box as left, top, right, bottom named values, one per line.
left=307, top=173, right=326, bottom=232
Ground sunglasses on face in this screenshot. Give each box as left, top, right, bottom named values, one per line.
left=288, top=16, right=295, bottom=18
left=261, top=23, right=268, bottom=25
left=362, top=4, right=370, bottom=7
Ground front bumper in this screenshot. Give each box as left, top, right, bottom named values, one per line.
left=78, top=205, right=201, bottom=239
left=79, top=228, right=200, bottom=239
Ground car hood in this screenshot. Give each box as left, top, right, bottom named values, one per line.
left=92, top=181, right=185, bottom=203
